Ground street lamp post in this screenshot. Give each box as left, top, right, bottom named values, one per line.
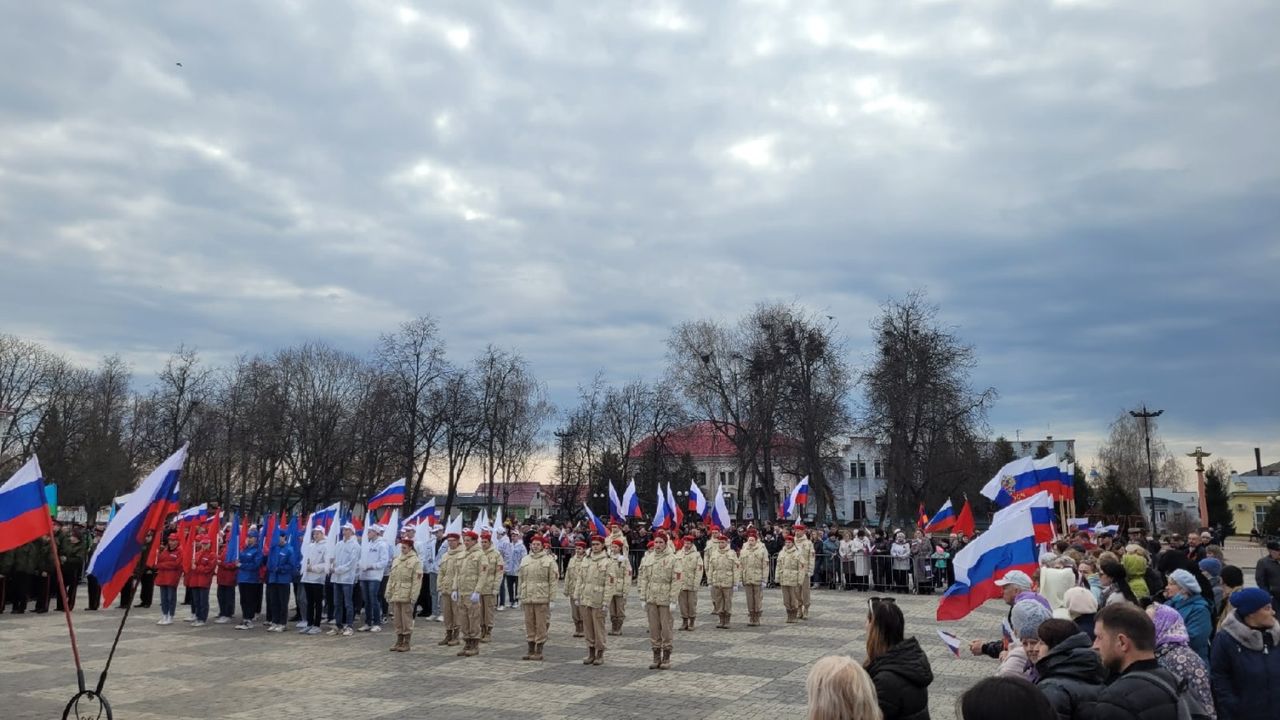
left=1130, top=405, right=1163, bottom=534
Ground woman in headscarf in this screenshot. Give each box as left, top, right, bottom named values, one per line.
left=1120, top=547, right=1150, bottom=599
left=1165, top=569, right=1213, bottom=663
left=1062, top=587, right=1098, bottom=640
left=1148, top=603, right=1215, bottom=719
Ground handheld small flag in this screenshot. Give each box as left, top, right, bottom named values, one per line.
left=937, top=630, right=962, bottom=657
left=1002, top=619, right=1016, bottom=647
left=223, top=512, right=241, bottom=563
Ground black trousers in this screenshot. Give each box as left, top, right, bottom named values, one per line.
left=216, top=584, right=235, bottom=618
left=32, top=573, right=50, bottom=612
left=266, top=583, right=290, bottom=625
left=415, top=576, right=433, bottom=616
left=378, top=577, right=388, bottom=615
left=9, top=572, right=29, bottom=613
left=87, top=573, right=101, bottom=611
left=304, top=583, right=323, bottom=627
left=238, top=582, right=263, bottom=620
left=323, top=579, right=334, bottom=620
left=136, top=572, right=155, bottom=607
left=59, top=562, right=83, bottom=610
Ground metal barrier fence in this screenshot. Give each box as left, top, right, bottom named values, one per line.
left=539, top=545, right=953, bottom=595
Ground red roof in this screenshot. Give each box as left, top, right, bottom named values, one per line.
left=628, top=421, right=797, bottom=459
left=473, top=482, right=545, bottom=506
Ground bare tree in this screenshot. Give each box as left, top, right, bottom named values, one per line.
left=376, top=316, right=448, bottom=507
left=861, top=292, right=997, bottom=524
left=1097, top=410, right=1185, bottom=509
left=0, top=334, right=67, bottom=471
left=437, top=366, right=483, bottom=520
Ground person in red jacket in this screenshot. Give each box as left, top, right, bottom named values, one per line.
left=215, top=526, right=238, bottom=624
left=155, top=534, right=184, bottom=626
left=187, top=533, right=216, bottom=626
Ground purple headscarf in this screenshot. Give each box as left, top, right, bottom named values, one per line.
left=1151, top=604, right=1190, bottom=648
left=1014, top=591, right=1052, bottom=611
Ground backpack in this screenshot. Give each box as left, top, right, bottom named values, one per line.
left=1127, top=670, right=1212, bottom=720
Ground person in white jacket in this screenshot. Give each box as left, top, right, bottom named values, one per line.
left=502, top=530, right=527, bottom=610
left=300, top=526, right=331, bottom=635
left=329, top=524, right=361, bottom=636
left=358, top=525, right=390, bottom=633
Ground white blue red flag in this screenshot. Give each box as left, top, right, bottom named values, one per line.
left=368, top=478, right=406, bottom=512
left=937, top=630, right=963, bottom=657
left=0, top=457, right=52, bottom=553
left=781, top=476, right=810, bottom=519
left=622, top=480, right=642, bottom=518
left=708, top=481, right=732, bottom=531
left=936, top=507, right=1038, bottom=621
left=924, top=500, right=957, bottom=533
left=88, top=444, right=189, bottom=608
left=650, top=484, right=669, bottom=531
left=404, top=498, right=438, bottom=527
left=665, top=483, right=683, bottom=529
left=992, top=490, right=1056, bottom=543
left=607, top=481, right=625, bottom=524
left=687, top=479, right=708, bottom=519
left=583, top=503, right=608, bottom=536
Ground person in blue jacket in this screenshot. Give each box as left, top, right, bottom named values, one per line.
left=265, top=531, right=296, bottom=632
left=234, top=530, right=265, bottom=629
left=1211, top=587, right=1280, bottom=720
left=1165, top=569, right=1213, bottom=663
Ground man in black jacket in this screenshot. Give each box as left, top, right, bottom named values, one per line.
left=1255, top=541, right=1280, bottom=611
left=1092, top=603, right=1180, bottom=720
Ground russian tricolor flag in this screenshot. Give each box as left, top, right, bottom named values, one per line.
left=622, top=480, right=642, bottom=519
left=607, top=481, right=625, bottom=524
left=708, top=481, right=732, bottom=531
left=936, top=507, right=1038, bottom=621
left=980, top=456, right=1038, bottom=507
left=404, top=498, right=438, bottom=527
left=781, top=476, right=810, bottom=519
left=992, top=490, right=1056, bottom=543
left=924, top=500, right=957, bottom=533
left=650, top=484, right=669, bottom=530
left=88, top=444, right=189, bottom=608
left=583, top=502, right=608, bottom=537
left=367, top=478, right=406, bottom=512
left=0, top=457, right=53, bottom=553
left=687, top=480, right=708, bottom=518
left=665, top=483, right=683, bottom=529
left=177, top=503, right=208, bottom=523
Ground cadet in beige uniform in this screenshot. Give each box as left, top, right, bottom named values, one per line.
left=676, top=534, right=704, bottom=630
left=516, top=534, right=558, bottom=661
left=450, top=529, right=483, bottom=656
left=477, top=531, right=503, bottom=643
left=706, top=533, right=741, bottom=628
left=739, top=528, right=769, bottom=626
left=435, top=531, right=462, bottom=646
left=386, top=536, right=423, bottom=652
left=777, top=534, right=805, bottom=623
left=564, top=541, right=587, bottom=637
left=643, top=534, right=679, bottom=670
left=793, top=524, right=815, bottom=619
left=577, top=535, right=618, bottom=665
left=703, top=535, right=721, bottom=617
left=607, top=538, right=630, bottom=635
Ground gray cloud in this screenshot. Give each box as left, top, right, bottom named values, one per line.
left=1, top=1, right=1277, bottom=475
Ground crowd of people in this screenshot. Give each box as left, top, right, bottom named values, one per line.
left=3, top=515, right=1279, bottom=720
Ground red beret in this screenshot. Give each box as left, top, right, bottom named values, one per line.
left=575, top=540, right=588, bottom=548
left=590, top=535, right=605, bottom=544
left=607, top=522, right=619, bottom=529
left=445, top=532, right=460, bottom=540
left=611, top=539, right=624, bottom=547
left=462, top=530, right=478, bottom=540
left=530, top=535, right=546, bottom=545
left=480, top=531, right=492, bottom=540
left=715, top=533, right=728, bottom=541
left=746, top=529, right=758, bottom=537
left=646, top=541, right=655, bottom=549
left=399, top=537, right=415, bottom=547
left=683, top=534, right=696, bottom=542
left=783, top=533, right=794, bottom=541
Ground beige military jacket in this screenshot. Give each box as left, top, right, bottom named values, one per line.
left=478, top=546, right=503, bottom=595
left=676, top=546, right=704, bottom=591
left=776, top=545, right=805, bottom=586
left=451, top=545, right=484, bottom=596
left=517, top=549, right=559, bottom=604
left=739, top=539, right=769, bottom=585
left=642, top=547, right=679, bottom=606
left=564, top=553, right=586, bottom=599
left=577, top=551, right=619, bottom=609
left=706, top=545, right=741, bottom=587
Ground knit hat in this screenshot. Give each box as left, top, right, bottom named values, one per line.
left=1221, top=565, right=1244, bottom=587
left=1197, top=557, right=1222, bottom=578
left=1168, top=569, right=1199, bottom=597
left=1012, top=599, right=1054, bottom=640
left=1063, top=587, right=1098, bottom=618
left=1231, top=587, right=1272, bottom=616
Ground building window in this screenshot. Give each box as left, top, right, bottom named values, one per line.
left=719, top=471, right=726, bottom=484
left=1257, top=504, right=1270, bottom=531
left=852, top=501, right=868, bottom=521
left=850, top=462, right=857, bottom=478
left=698, top=471, right=707, bottom=485
left=873, top=461, right=882, bottom=478
left=857, top=462, right=867, bottom=478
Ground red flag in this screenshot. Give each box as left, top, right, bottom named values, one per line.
left=917, top=503, right=929, bottom=530
left=953, top=499, right=975, bottom=537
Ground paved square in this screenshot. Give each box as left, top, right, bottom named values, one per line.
left=0, top=583, right=1014, bottom=720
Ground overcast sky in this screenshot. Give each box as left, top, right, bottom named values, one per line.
left=2, top=1, right=1277, bottom=481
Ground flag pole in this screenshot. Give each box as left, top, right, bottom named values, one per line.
left=45, top=524, right=86, bottom=694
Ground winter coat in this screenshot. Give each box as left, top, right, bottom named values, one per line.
left=641, top=547, right=678, bottom=606
left=706, top=547, right=741, bottom=588
left=564, top=553, right=585, bottom=599
left=437, top=545, right=461, bottom=594
left=676, top=547, right=704, bottom=590
left=331, top=538, right=360, bottom=584
left=890, top=541, right=911, bottom=571
left=739, top=540, right=768, bottom=585
left=1154, top=642, right=1214, bottom=720
left=1123, top=554, right=1151, bottom=598
left=610, top=548, right=631, bottom=598
left=300, top=542, right=331, bottom=584
left=155, top=547, right=183, bottom=587
left=1035, top=633, right=1105, bottom=720
left=517, top=549, right=559, bottom=604
left=216, top=558, right=237, bottom=586
left=452, top=545, right=484, bottom=596
left=478, top=546, right=503, bottom=595
left=265, top=543, right=295, bottom=584
left=1252, top=556, right=1280, bottom=597
left=795, top=535, right=816, bottom=575
left=1210, top=613, right=1280, bottom=720
left=1092, top=658, right=1181, bottom=720
left=357, top=538, right=390, bottom=582
left=577, top=552, right=619, bottom=609
left=637, top=551, right=652, bottom=598
left=997, top=644, right=1036, bottom=681
left=777, top=545, right=806, bottom=586
left=235, top=544, right=264, bottom=584
left=386, top=548, right=423, bottom=603
left=1074, top=613, right=1097, bottom=641
left=186, top=549, right=216, bottom=589
left=867, top=637, right=933, bottom=720
left=1168, top=593, right=1213, bottom=663
left=503, top=538, right=526, bottom=575
left=852, top=536, right=872, bottom=576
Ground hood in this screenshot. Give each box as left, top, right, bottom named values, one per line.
left=1220, top=611, right=1280, bottom=651
left=1036, top=633, right=1105, bottom=684
left=869, top=637, right=934, bottom=688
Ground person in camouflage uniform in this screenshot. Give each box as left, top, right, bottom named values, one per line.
left=643, top=533, right=679, bottom=670
left=607, top=537, right=630, bottom=635
left=435, top=531, right=462, bottom=647
left=477, top=531, right=503, bottom=643
left=706, top=533, right=741, bottom=629
left=777, top=534, right=806, bottom=623
left=793, top=524, right=815, bottom=619
left=564, top=540, right=587, bottom=637
left=516, top=534, right=559, bottom=661
left=676, top=534, right=704, bottom=631
left=739, top=527, right=769, bottom=626
left=576, top=535, right=619, bottom=666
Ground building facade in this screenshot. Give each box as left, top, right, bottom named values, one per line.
left=1227, top=468, right=1280, bottom=535
left=1138, top=488, right=1201, bottom=532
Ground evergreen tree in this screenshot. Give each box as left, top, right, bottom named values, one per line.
left=1072, top=465, right=1091, bottom=516
left=1096, top=474, right=1138, bottom=516
left=1204, top=466, right=1236, bottom=535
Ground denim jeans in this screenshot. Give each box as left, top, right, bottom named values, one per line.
left=360, top=579, right=382, bottom=626
left=191, top=588, right=210, bottom=621
left=333, top=583, right=354, bottom=628
left=159, top=585, right=178, bottom=616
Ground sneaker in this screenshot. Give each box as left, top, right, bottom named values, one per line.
left=296, top=620, right=308, bottom=629
left=214, top=616, right=230, bottom=624
left=512, top=601, right=520, bottom=609
left=268, top=625, right=284, bottom=633
left=370, top=625, right=382, bottom=633
left=434, top=616, right=443, bottom=623
left=325, top=627, right=338, bottom=636
left=298, top=625, right=310, bottom=633
left=235, top=621, right=252, bottom=630
left=306, top=627, right=322, bottom=635
left=357, top=625, right=372, bottom=632
left=185, top=615, right=196, bottom=623
left=158, top=615, right=173, bottom=626
left=191, top=621, right=205, bottom=627
left=342, top=627, right=353, bottom=637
